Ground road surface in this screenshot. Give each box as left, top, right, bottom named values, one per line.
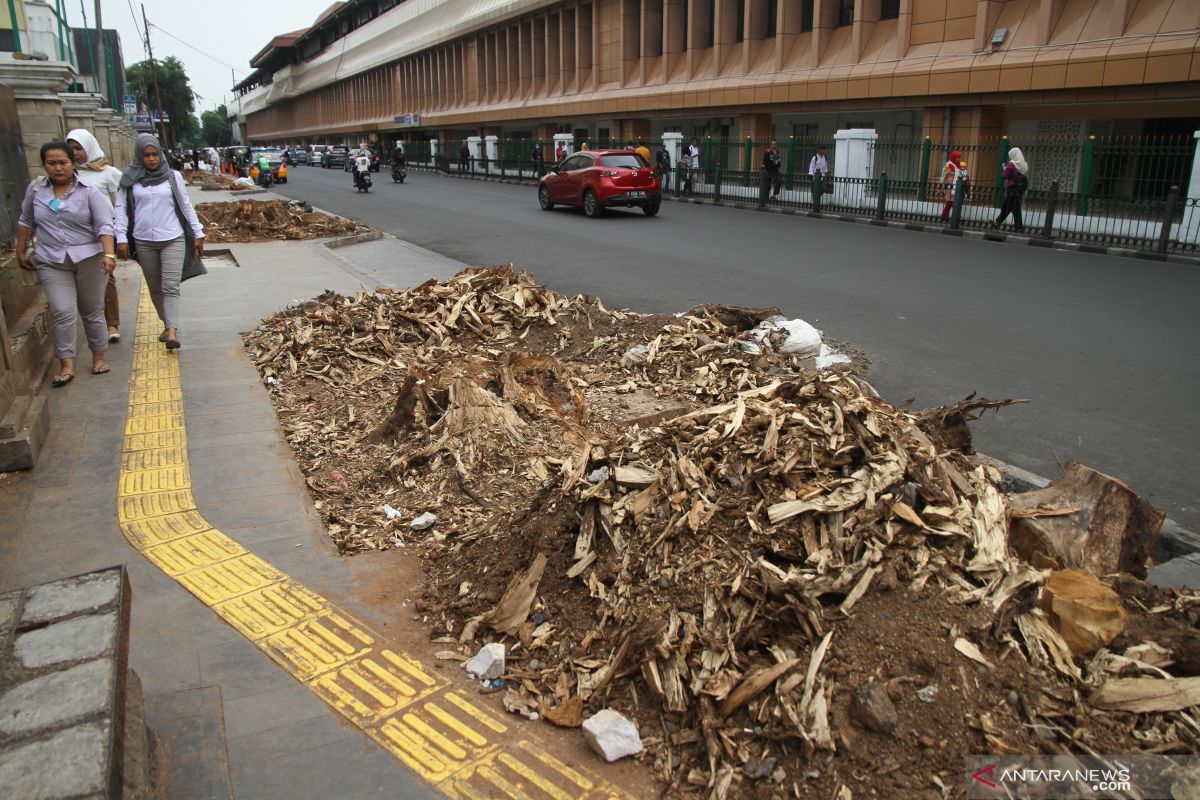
left=270, top=164, right=1200, bottom=532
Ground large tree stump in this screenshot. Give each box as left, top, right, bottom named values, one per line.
left=1008, top=462, right=1164, bottom=578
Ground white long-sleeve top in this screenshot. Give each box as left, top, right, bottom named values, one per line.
left=74, top=164, right=123, bottom=208
left=115, top=171, right=204, bottom=244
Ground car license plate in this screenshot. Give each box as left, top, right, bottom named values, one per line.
left=626, top=190, right=645, bottom=198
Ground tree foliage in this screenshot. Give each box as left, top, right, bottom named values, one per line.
left=125, top=56, right=198, bottom=145
left=200, top=105, right=233, bottom=148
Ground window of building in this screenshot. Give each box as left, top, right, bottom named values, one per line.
left=838, top=0, right=854, bottom=27
left=801, top=0, right=813, bottom=33
left=380, top=0, right=398, bottom=10
left=737, top=0, right=745, bottom=42
left=880, top=0, right=899, bottom=19
left=766, top=0, right=777, bottom=37
left=356, top=5, right=373, bottom=26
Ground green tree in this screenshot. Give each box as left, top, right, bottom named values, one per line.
left=126, top=56, right=198, bottom=145
left=200, top=105, right=233, bottom=147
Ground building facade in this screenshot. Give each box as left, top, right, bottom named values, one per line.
left=239, top=0, right=1199, bottom=153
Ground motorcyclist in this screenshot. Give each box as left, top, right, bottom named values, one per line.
left=255, top=151, right=272, bottom=186
left=353, top=149, right=372, bottom=189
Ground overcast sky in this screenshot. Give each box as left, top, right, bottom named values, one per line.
left=65, top=0, right=341, bottom=116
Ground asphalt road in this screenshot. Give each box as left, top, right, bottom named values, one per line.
left=273, top=164, right=1200, bottom=531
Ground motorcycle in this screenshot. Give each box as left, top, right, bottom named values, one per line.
left=353, top=166, right=372, bottom=192
left=391, top=159, right=407, bottom=183
left=256, top=163, right=274, bottom=188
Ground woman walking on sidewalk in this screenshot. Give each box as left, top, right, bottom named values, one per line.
left=994, top=147, right=1029, bottom=231
left=15, top=141, right=117, bottom=386
left=67, top=128, right=124, bottom=343
left=115, top=133, right=205, bottom=350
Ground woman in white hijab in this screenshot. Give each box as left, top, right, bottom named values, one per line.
left=67, top=128, right=125, bottom=342
left=994, top=147, right=1029, bottom=231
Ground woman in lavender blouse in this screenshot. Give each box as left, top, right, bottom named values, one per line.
left=16, top=141, right=117, bottom=386
left=115, top=133, right=205, bottom=350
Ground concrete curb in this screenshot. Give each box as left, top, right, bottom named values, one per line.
left=403, top=166, right=1200, bottom=266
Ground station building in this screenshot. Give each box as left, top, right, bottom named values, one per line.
left=235, top=0, right=1199, bottom=182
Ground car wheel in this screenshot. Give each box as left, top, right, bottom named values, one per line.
left=538, top=186, right=553, bottom=210
left=642, top=201, right=660, bottom=217
left=583, top=189, right=602, bottom=218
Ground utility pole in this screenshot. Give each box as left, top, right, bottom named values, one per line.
left=94, top=0, right=109, bottom=107
left=142, top=3, right=170, bottom=147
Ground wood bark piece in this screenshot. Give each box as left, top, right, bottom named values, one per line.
left=543, top=695, right=584, bottom=727
left=614, top=465, right=659, bottom=487
left=1037, top=568, right=1128, bottom=657
left=478, top=553, right=549, bottom=635
left=717, top=658, right=802, bottom=718
left=1091, top=677, right=1200, bottom=713
left=1008, top=462, right=1164, bottom=578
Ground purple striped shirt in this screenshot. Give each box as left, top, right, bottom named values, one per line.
left=18, top=178, right=115, bottom=264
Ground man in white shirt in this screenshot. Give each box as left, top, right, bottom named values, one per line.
left=685, top=138, right=700, bottom=195
left=808, top=145, right=829, bottom=201
left=353, top=150, right=371, bottom=186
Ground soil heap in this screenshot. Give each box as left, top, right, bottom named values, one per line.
left=243, top=266, right=1198, bottom=799
left=196, top=199, right=371, bottom=243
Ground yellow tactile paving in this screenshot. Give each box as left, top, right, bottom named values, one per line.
left=116, top=286, right=635, bottom=799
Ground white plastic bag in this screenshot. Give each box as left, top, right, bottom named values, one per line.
left=749, top=315, right=823, bottom=358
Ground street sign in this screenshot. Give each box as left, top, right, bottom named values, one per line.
left=132, top=114, right=153, bottom=131
left=394, top=113, right=421, bottom=128
left=122, top=93, right=136, bottom=115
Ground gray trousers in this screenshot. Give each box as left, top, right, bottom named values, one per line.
left=135, top=237, right=184, bottom=330
left=36, top=254, right=108, bottom=360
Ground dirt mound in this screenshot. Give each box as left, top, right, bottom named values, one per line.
left=243, top=267, right=1198, bottom=798
left=197, top=199, right=371, bottom=243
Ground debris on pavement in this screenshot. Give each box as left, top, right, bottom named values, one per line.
left=243, top=266, right=1198, bottom=797
left=464, top=642, right=505, bottom=680
left=196, top=199, right=371, bottom=243
left=1008, top=461, right=1165, bottom=577
left=583, top=709, right=643, bottom=762
left=1037, top=568, right=1128, bottom=656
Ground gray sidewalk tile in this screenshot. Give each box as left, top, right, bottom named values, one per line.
left=224, top=714, right=356, bottom=771
left=221, top=683, right=331, bottom=740
left=197, top=639, right=297, bottom=701
left=229, top=732, right=442, bottom=800
left=144, top=685, right=234, bottom=800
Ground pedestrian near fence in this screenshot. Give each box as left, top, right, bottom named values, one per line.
left=994, top=147, right=1029, bottom=231
left=15, top=141, right=117, bottom=386
left=941, top=150, right=963, bottom=221
left=115, top=133, right=206, bottom=351
left=808, top=145, right=828, bottom=201
left=656, top=144, right=672, bottom=191
left=67, top=128, right=124, bottom=343
left=761, top=141, right=782, bottom=205
left=684, top=138, right=700, bottom=195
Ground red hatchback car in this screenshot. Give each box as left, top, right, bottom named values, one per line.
left=538, top=149, right=661, bottom=217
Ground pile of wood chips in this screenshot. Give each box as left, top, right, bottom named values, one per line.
left=196, top=199, right=371, bottom=243
left=243, top=267, right=1199, bottom=799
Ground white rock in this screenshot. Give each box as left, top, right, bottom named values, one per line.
left=582, top=709, right=643, bottom=762
left=464, top=642, right=505, bottom=680
left=409, top=511, right=437, bottom=530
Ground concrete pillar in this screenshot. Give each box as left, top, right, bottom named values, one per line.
left=484, top=135, right=498, bottom=161
left=467, top=135, right=483, bottom=161
left=0, top=58, right=76, bottom=177
left=1179, top=130, right=1200, bottom=245
left=89, top=109, right=115, bottom=162
left=59, top=93, right=102, bottom=139
left=662, top=131, right=683, bottom=174
left=553, top=132, right=575, bottom=157
left=429, top=139, right=439, bottom=159
left=832, top=128, right=877, bottom=205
